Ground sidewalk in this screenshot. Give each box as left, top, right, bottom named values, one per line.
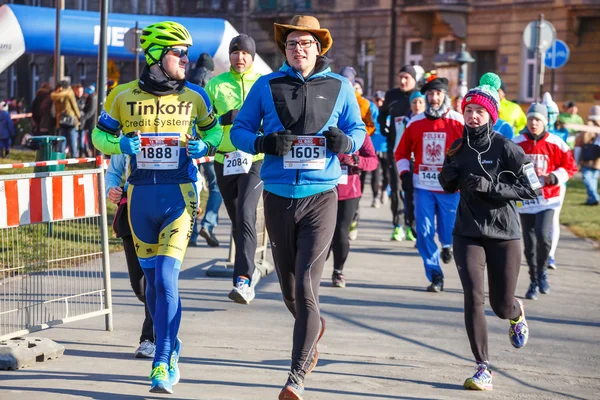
left=1, top=192, right=599, bottom=400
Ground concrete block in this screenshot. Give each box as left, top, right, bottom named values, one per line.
left=0, top=337, right=64, bottom=370
left=205, top=261, right=235, bottom=278
left=0, top=338, right=36, bottom=370
left=27, top=337, right=65, bottom=362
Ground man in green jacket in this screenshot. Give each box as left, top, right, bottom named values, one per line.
left=498, top=82, right=527, bottom=136
left=204, top=34, right=264, bottom=305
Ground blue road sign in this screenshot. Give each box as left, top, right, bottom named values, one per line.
left=545, top=39, right=570, bottom=69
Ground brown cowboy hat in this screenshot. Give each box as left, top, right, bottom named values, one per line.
left=273, top=15, right=333, bottom=56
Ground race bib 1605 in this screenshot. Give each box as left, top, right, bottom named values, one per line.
left=283, top=136, right=326, bottom=170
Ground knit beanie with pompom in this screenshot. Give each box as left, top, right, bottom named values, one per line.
left=461, top=72, right=502, bottom=123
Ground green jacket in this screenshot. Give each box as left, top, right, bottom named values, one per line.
left=204, top=65, right=263, bottom=164
left=498, top=98, right=527, bottom=136
left=558, top=112, right=584, bottom=134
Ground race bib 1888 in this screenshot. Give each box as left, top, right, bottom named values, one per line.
left=283, top=136, right=326, bottom=170
left=137, top=133, right=180, bottom=170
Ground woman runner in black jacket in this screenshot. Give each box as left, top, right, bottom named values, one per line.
left=438, top=73, right=540, bottom=391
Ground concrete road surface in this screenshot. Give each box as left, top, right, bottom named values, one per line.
left=1, top=192, right=599, bottom=400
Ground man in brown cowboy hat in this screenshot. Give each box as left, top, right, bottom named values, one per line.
left=230, top=14, right=366, bottom=400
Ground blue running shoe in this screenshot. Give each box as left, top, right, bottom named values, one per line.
left=169, top=338, right=182, bottom=386
left=464, top=362, right=493, bottom=390
left=278, top=371, right=304, bottom=400
left=509, top=299, right=529, bottom=348
left=548, top=256, right=557, bottom=270
left=538, top=272, right=550, bottom=294
left=525, top=282, right=538, bottom=300
left=149, top=362, right=172, bottom=394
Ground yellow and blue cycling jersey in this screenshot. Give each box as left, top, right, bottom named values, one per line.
left=92, top=80, right=223, bottom=185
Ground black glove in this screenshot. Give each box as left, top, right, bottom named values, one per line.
left=219, top=109, right=239, bottom=126
left=544, top=173, right=558, bottom=186
left=400, top=172, right=413, bottom=193
left=323, top=127, right=352, bottom=154
left=465, top=173, right=491, bottom=193
left=254, top=130, right=297, bottom=156
left=441, top=160, right=459, bottom=182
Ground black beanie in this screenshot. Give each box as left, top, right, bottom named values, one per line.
left=399, top=65, right=417, bottom=81
left=420, top=77, right=449, bottom=94
left=229, top=34, right=256, bottom=59
left=196, top=53, right=214, bottom=71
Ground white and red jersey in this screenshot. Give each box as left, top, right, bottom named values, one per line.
left=395, top=110, right=464, bottom=191
left=513, top=131, right=578, bottom=214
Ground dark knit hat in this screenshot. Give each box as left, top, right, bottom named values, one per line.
left=196, top=53, right=214, bottom=71
left=399, top=65, right=417, bottom=81
left=420, top=72, right=448, bottom=95
left=229, top=34, right=256, bottom=59
left=462, top=72, right=502, bottom=123
left=340, top=66, right=357, bottom=84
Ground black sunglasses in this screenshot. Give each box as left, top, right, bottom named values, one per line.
left=165, top=48, right=189, bottom=58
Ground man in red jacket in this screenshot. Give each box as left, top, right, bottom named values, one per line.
left=395, top=72, right=464, bottom=292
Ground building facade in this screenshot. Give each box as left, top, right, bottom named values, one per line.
left=1, top=0, right=599, bottom=115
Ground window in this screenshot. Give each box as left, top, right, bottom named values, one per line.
left=520, top=45, right=538, bottom=102
left=31, top=62, right=40, bottom=100
left=440, top=36, right=457, bottom=54
left=9, top=65, right=17, bottom=98
left=405, top=39, right=423, bottom=66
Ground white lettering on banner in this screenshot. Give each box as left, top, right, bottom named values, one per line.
left=137, top=134, right=180, bottom=170
left=93, top=26, right=128, bottom=47
left=283, top=136, right=326, bottom=170
left=524, top=154, right=548, bottom=176
left=422, top=132, right=446, bottom=165
left=338, top=165, right=349, bottom=185
left=224, top=150, right=253, bottom=176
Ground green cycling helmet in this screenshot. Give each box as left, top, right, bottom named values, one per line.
left=140, top=21, right=193, bottom=65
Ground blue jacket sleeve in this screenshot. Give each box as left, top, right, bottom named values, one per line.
left=337, top=83, right=366, bottom=153
left=105, top=154, right=126, bottom=197
left=230, top=80, right=264, bottom=155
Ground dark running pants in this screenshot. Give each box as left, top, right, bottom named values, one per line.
left=453, top=235, right=522, bottom=363
left=387, top=149, right=404, bottom=226
left=122, top=235, right=155, bottom=343
left=519, top=209, right=554, bottom=284
left=264, top=189, right=338, bottom=379
left=214, top=160, right=263, bottom=285
left=331, top=197, right=361, bottom=272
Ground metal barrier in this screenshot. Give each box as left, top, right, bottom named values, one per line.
left=0, top=156, right=112, bottom=341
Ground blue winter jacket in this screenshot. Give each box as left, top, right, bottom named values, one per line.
left=0, top=110, right=15, bottom=140
left=230, top=59, right=366, bottom=198
left=369, top=101, right=387, bottom=153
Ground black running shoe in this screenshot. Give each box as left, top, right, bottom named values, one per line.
left=427, top=275, right=444, bottom=292
left=199, top=227, right=219, bottom=247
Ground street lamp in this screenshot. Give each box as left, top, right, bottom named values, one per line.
left=455, top=43, right=475, bottom=97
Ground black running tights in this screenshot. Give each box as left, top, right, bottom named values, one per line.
left=453, top=235, right=522, bottom=363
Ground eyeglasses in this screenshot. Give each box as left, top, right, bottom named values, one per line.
left=166, top=48, right=189, bottom=58
left=284, top=40, right=318, bottom=50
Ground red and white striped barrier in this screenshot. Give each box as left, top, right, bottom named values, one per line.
left=0, top=157, right=100, bottom=170
left=196, top=156, right=214, bottom=164
left=0, top=174, right=100, bottom=228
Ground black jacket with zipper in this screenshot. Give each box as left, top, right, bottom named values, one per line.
left=439, top=126, right=539, bottom=240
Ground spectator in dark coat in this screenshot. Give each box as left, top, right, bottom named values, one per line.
left=0, top=101, right=15, bottom=158
left=31, top=83, right=53, bottom=135
left=186, top=53, right=214, bottom=87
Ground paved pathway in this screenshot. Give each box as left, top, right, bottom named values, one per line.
left=1, top=192, right=599, bottom=399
